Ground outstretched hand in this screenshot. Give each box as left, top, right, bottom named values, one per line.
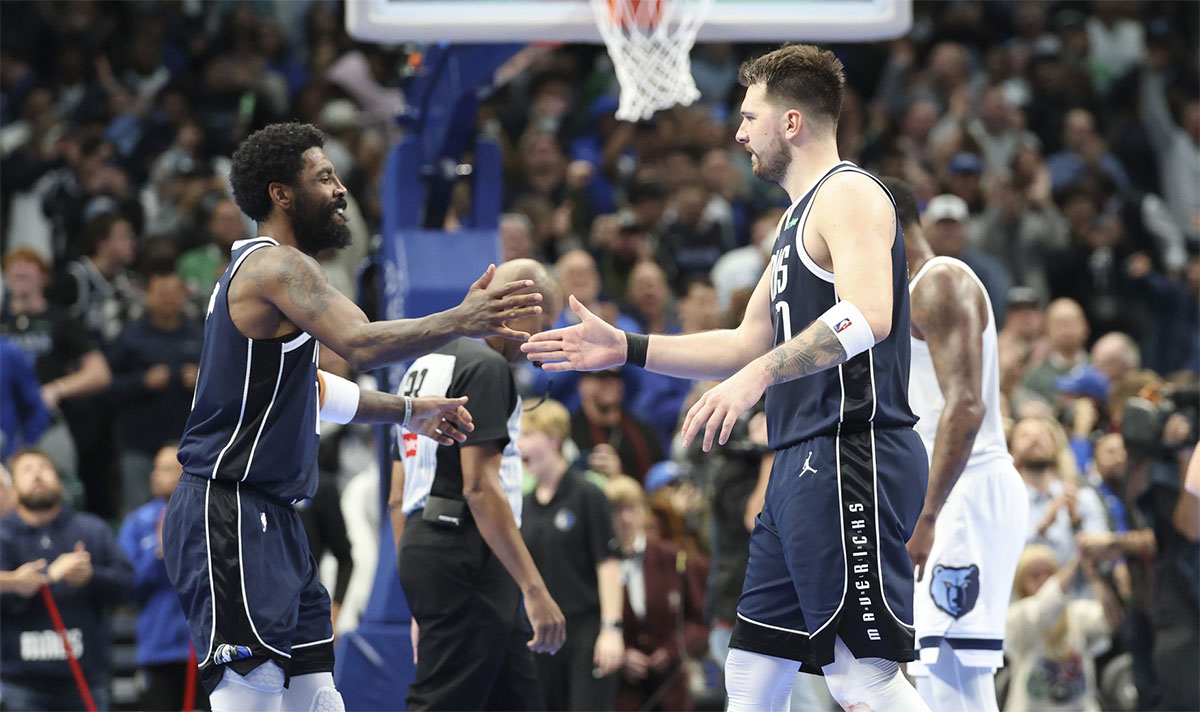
left=680, top=365, right=769, bottom=452
left=457, top=264, right=543, bottom=341
left=521, top=295, right=626, bottom=372
left=408, top=396, right=474, bottom=446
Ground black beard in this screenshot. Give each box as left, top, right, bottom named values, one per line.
left=293, top=194, right=352, bottom=255
left=752, top=135, right=792, bottom=183
left=19, top=488, right=63, bottom=511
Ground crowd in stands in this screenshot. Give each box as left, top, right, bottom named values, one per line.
left=1, top=1, right=1197, bottom=710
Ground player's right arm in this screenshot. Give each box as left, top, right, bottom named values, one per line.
left=253, top=249, right=542, bottom=371
left=522, top=268, right=775, bottom=379
left=460, top=442, right=566, bottom=654
left=906, top=265, right=987, bottom=580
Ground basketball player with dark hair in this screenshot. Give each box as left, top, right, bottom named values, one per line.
left=523, top=45, right=931, bottom=710
left=884, top=177, right=1028, bottom=712
left=163, top=122, right=545, bottom=712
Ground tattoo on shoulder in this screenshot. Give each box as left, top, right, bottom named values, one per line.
left=277, top=252, right=333, bottom=322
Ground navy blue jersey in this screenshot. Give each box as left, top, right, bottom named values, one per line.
left=178, top=238, right=320, bottom=503
left=764, top=162, right=917, bottom=448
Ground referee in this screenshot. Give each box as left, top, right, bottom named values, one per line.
left=389, top=259, right=566, bottom=711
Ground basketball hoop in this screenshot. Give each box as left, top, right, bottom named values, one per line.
left=591, top=0, right=713, bottom=122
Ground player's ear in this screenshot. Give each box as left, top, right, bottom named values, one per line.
left=268, top=181, right=292, bottom=211
left=784, top=109, right=803, bottom=139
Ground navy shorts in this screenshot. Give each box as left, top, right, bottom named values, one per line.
left=163, top=474, right=334, bottom=693
left=730, top=426, right=927, bottom=672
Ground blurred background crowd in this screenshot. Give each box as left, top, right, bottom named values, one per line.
left=0, top=1, right=1197, bottom=710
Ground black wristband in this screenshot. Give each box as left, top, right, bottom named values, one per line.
left=625, top=331, right=649, bottom=368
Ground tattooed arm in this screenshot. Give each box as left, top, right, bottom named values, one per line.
left=753, top=319, right=848, bottom=386
left=245, top=247, right=542, bottom=370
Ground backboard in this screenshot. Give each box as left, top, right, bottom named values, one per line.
left=346, top=0, right=911, bottom=44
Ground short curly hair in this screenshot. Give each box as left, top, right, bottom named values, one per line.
left=229, top=122, right=326, bottom=222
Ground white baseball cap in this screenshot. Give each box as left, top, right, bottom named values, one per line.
left=924, top=194, right=969, bottom=223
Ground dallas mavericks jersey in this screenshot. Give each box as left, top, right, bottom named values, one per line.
left=908, top=257, right=1012, bottom=471
left=395, top=339, right=525, bottom=525
left=178, top=237, right=320, bottom=503
left=764, top=162, right=917, bottom=448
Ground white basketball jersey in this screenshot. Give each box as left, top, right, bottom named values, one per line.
left=908, top=257, right=1012, bottom=472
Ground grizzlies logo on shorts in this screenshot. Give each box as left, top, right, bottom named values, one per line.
left=930, top=565, right=980, bottom=619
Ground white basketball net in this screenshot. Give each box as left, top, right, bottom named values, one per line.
left=591, top=0, right=714, bottom=122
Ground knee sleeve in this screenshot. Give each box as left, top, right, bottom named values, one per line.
left=820, top=637, right=931, bottom=712
left=210, top=661, right=285, bottom=712
left=725, top=648, right=799, bottom=712
left=282, top=671, right=345, bottom=712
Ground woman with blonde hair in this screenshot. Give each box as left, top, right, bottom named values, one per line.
left=518, top=399, right=625, bottom=710
left=1004, top=543, right=1121, bottom=711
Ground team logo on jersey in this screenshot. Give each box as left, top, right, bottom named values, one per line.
left=403, top=432, right=419, bottom=458
left=834, top=318, right=852, bottom=333
left=786, top=216, right=800, bottom=230
left=213, top=643, right=253, bottom=665
left=799, top=451, right=818, bottom=478
left=554, top=508, right=577, bottom=532
left=930, top=564, right=980, bottom=619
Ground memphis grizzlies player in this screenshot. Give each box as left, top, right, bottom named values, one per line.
left=163, top=123, right=544, bottom=712
left=524, top=46, right=931, bottom=711
left=884, top=180, right=1028, bottom=712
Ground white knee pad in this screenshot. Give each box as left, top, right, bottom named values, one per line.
left=282, top=671, right=345, bottom=712
left=820, top=637, right=931, bottom=712
left=725, top=648, right=799, bottom=712
left=210, top=661, right=285, bottom=712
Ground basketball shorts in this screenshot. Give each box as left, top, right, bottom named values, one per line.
left=730, top=426, right=928, bottom=672
left=911, top=461, right=1029, bottom=672
left=163, top=474, right=334, bottom=693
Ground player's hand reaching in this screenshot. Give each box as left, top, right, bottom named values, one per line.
left=408, top=396, right=474, bottom=446
left=681, top=365, right=769, bottom=452
left=455, top=264, right=543, bottom=341
left=907, top=513, right=936, bottom=581
left=524, top=587, right=567, bottom=654
left=521, top=295, right=626, bottom=372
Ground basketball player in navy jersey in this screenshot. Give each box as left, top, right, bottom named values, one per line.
left=884, top=178, right=1028, bottom=712
left=163, top=122, right=544, bottom=712
left=523, top=46, right=931, bottom=710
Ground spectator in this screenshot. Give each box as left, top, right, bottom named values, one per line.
left=1024, top=298, right=1090, bottom=405
left=624, top=260, right=676, bottom=336
left=631, top=277, right=718, bottom=451
left=1011, top=417, right=1110, bottom=565
left=1004, top=543, right=1121, bottom=712
left=51, top=212, right=143, bottom=345
left=1138, top=54, right=1199, bottom=244
left=597, top=211, right=653, bottom=306
left=658, top=179, right=732, bottom=287
left=0, top=335, right=51, bottom=460
left=106, top=269, right=202, bottom=515
left=1090, top=332, right=1141, bottom=386
left=710, top=207, right=779, bottom=316
left=500, top=212, right=536, bottom=262
left=519, top=399, right=625, bottom=711
left=605, top=476, right=707, bottom=712
left=923, top=194, right=1012, bottom=323
left=0, top=449, right=131, bottom=711
left=117, top=443, right=210, bottom=712
left=177, top=198, right=247, bottom=296
left=572, top=369, right=663, bottom=483
left=1, top=247, right=110, bottom=509
left=1045, top=108, right=1132, bottom=194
